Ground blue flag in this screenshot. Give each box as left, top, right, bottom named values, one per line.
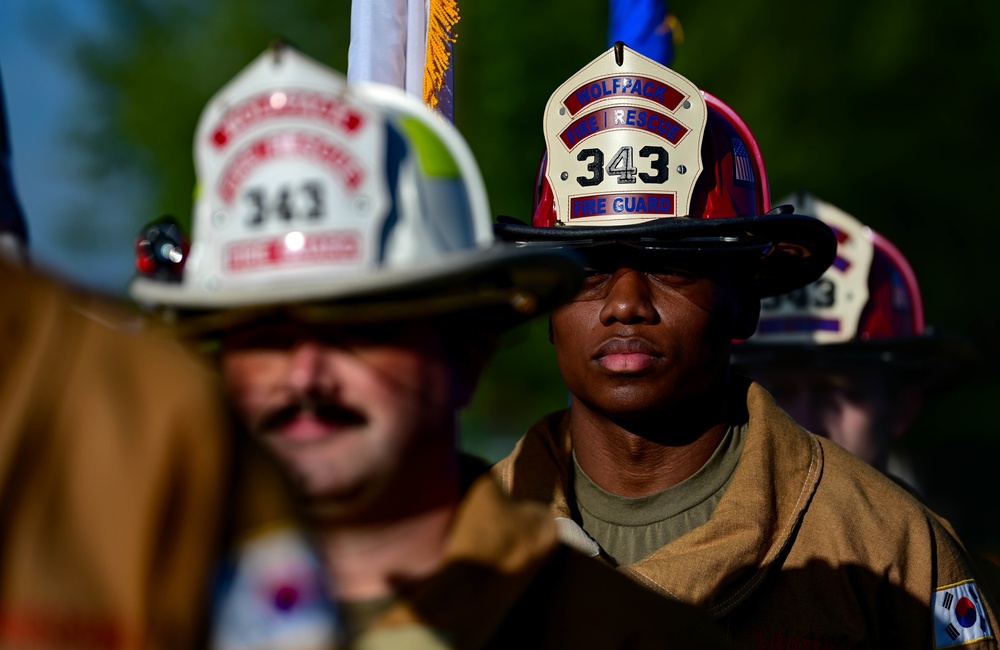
left=0, top=66, right=28, bottom=246
left=608, top=0, right=674, bottom=66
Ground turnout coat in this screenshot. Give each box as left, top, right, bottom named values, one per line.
left=494, top=379, right=999, bottom=649
left=356, top=473, right=730, bottom=649
left=0, top=262, right=294, bottom=650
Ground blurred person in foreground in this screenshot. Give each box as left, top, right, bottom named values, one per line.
left=0, top=64, right=294, bottom=650
left=493, top=43, right=998, bottom=648
left=130, top=44, right=730, bottom=648
left=731, top=192, right=976, bottom=491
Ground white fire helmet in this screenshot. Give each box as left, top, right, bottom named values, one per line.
left=130, top=44, right=580, bottom=334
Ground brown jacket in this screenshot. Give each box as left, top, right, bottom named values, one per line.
left=0, top=263, right=292, bottom=649
left=357, top=474, right=730, bottom=649
left=494, top=380, right=998, bottom=649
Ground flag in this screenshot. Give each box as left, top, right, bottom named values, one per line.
left=608, top=0, right=676, bottom=66
left=732, top=137, right=755, bottom=185
left=347, top=0, right=459, bottom=121
left=934, top=581, right=994, bottom=648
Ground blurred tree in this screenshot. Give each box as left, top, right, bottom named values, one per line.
left=673, top=0, right=1000, bottom=345
left=70, top=0, right=353, bottom=231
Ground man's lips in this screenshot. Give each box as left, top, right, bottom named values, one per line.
left=593, top=338, right=663, bottom=373
left=277, top=413, right=341, bottom=441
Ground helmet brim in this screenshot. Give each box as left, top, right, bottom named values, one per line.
left=731, top=332, right=979, bottom=394
left=131, top=244, right=582, bottom=338
left=494, top=213, right=836, bottom=297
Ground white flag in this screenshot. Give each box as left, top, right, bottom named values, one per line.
left=348, top=0, right=457, bottom=121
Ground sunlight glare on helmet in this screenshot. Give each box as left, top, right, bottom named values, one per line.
left=284, top=231, right=305, bottom=251
left=270, top=92, right=287, bottom=110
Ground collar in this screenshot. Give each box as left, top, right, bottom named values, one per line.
left=493, top=379, right=823, bottom=617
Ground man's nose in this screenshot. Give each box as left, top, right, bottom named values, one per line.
left=287, top=341, right=326, bottom=394
left=599, top=268, right=658, bottom=325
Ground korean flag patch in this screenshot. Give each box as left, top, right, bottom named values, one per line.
left=934, top=580, right=993, bottom=648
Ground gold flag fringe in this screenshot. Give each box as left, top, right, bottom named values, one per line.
left=423, top=0, right=460, bottom=110
left=666, top=14, right=684, bottom=46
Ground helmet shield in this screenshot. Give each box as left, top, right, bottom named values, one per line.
left=755, top=195, right=876, bottom=344
left=541, top=44, right=707, bottom=227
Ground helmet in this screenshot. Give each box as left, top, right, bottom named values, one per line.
left=733, top=192, right=975, bottom=390
left=495, top=43, right=835, bottom=297
left=130, top=44, right=581, bottom=335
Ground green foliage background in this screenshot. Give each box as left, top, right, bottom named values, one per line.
left=66, top=0, right=1000, bottom=544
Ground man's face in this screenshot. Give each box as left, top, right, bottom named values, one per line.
left=550, top=256, right=757, bottom=420
left=220, top=319, right=458, bottom=515
left=750, top=366, right=904, bottom=470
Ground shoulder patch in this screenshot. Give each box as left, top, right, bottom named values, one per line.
left=934, top=580, right=994, bottom=648
left=213, top=528, right=338, bottom=650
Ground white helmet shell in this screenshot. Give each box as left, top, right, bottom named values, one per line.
left=131, top=45, right=497, bottom=310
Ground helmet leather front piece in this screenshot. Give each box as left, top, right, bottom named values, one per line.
left=532, top=44, right=770, bottom=228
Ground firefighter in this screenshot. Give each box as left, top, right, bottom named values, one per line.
left=732, top=192, right=975, bottom=488
left=0, top=61, right=272, bottom=650
left=493, top=42, right=998, bottom=648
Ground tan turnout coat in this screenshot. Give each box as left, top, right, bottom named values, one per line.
left=358, top=474, right=730, bottom=649
left=494, top=380, right=999, bottom=649
left=0, top=263, right=293, bottom=649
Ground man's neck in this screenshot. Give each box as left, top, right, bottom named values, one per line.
left=317, top=496, right=460, bottom=602
left=570, top=389, right=732, bottom=497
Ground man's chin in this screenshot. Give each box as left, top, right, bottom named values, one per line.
left=595, top=385, right=685, bottom=415
left=294, top=477, right=368, bottom=516
left=300, top=484, right=391, bottom=524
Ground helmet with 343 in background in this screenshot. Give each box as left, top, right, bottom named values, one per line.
left=732, top=192, right=976, bottom=391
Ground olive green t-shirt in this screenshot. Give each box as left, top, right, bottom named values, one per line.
left=573, top=423, right=747, bottom=566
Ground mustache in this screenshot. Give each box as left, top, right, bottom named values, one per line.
left=254, top=395, right=367, bottom=435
